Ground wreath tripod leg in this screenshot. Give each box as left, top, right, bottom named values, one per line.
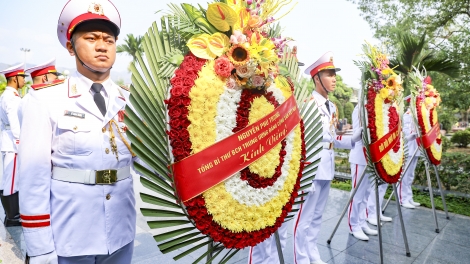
left=424, top=161, right=440, bottom=233
left=326, top=168, right=367, bottom=244
left=433, top=165, right=449, bottom=220
left=274, top=231, right=285, bottom=264
left=375, top=178, right=384, bottom=264
left=392, top=183, right=411, bottom=257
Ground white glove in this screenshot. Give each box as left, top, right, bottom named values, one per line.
left=352, top=127, right=363, bottom=143
left=405, top=132, right=418, bottom=141
left=29, top=251, right=58, bottom=264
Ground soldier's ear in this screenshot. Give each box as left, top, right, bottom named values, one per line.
left=66, top=41, right=75, bottom=56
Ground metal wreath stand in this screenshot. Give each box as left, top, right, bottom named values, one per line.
left=326, top=81, right=411, bottom=264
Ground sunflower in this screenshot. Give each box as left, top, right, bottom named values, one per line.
left=386, top=75, right=397, bottom=89
left=227, top=44, right=251, bottom=66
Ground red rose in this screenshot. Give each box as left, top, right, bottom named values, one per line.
left=170, top=76, right=184, bottom=87
left=183, top=140, right=192, bottom=149
left=172, top=148, right=184, bottom=157
left=174, top=68, right=185, bottom=77
left=169, top=119, right=181, bottom=129
left=168, top=106, right=182, bottom=118
left=168, top=129, right=180, bottom=140
left=183, top=77, right=195, bottom=88
left=181, top=97, right=191, bottom=106
left=169, top=96, right=182, bottom=106
left=214, top=56, right=234, bottom=78
left=170, top=86, right=184, bottom=97
left=178, top=129, right=189, bottom=139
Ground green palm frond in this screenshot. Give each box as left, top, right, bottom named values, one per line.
left=117, top=33, right=144, bottom=61
left=390, top=31, right=460, bottom=79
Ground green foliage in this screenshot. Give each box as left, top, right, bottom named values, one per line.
left=442, top=136, right=451, bottom=153
left=389, top=31, right=460, bottom=95
left=451, top=130, right=470, bottom=148
left=117, top=33, right=144, bottom=61
left=348, top=0, right=467, bottom=113
left=438, top=106, right=458, bottom=132
left=414, top=153, right=470, bottom=193
left=0, top=75, right=6, bottom=95
left=344, top=102, right=354, bottom=124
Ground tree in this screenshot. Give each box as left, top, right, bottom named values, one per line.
left=348, top=0, right=469, bottom=84
left=389, top=31, right=460, bottom=95
left=0, top=75, right=6, bottom=95
left=344, top=102, right=354, bottom=124
left=117, top=34, right=144, bottom=62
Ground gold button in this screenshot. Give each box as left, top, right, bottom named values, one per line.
left=73, top=126, right=78, bottom=131
left=106, top=194, right=111, bottom=200
left=102, top=127, right=106, bottom=133
left=105, top=148, right=110, bottom=154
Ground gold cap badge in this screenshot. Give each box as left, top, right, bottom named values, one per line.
left=88, top=3, right=104, bottom=15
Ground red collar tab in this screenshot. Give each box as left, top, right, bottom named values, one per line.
left=31, top=79, right=65, bottom=90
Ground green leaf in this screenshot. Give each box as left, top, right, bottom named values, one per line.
left=140, top=193, right=180, bottom=209
left=148, top=220, right=191, bottom=229
left=161, top=236, right=208, bottom=254
left=158, top=232, right=202, bottom=250
left=154, top=227, right=196, bottom=242
left=173, top=241, right=212, bottom=260
left=141, top=208, right=185, bottom=218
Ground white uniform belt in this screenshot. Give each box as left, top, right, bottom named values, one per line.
left=3, top=124, right=10, bottom=130
left=322, top=142, right=334, bottom=150
left=52, top=166, right=131, bottom=185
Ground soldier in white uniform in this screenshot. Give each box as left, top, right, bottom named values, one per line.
left=18, top=1, right=137, bottom=263
left=399, top=105, right=421, bottom=209
left=20, top=58, right=63, bottom=124
left=0, top=63, right=27, bottom=227
left=293, top=52, right=362, bottom=264
left=366, top=183, right=392, bottom=226
left=247, top=223, right=288, bottom=264
left=347, top=104, right=378, bottom=240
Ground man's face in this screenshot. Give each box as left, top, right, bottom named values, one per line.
left=17, top=75, right=25, bottom=88
left=67, top=22, right=117, bottom=72
left=46, top=73, right=59, bottom=82
left=316, top=70, right=337, bottom=92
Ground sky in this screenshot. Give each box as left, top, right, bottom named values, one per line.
left=0, top=0, right=378, bottom=88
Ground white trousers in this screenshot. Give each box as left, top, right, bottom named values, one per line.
left=399, top=156, right=418, bottom=204
left=247, top=221, right=288, bottom=264
left=367, top=183, right=388, bottom=219
left=0, top=152, right=3, bottom=188
left=347, top=164, right=372, bottom=232
left=293, top=180, right=331, bottom=264
left=58, top=240, right=133, bottom=264
left=1, top=152, right=18, bottom=195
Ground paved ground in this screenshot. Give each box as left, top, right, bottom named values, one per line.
left=1, top=175, right=469, bottom=264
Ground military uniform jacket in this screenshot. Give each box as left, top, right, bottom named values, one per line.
left=307, top=91, right=354, bottom=181
left=18, top=71, right=136, bottom=257
left=349, top=105, right=367, bottom=165
left=0, top=86, right=21, bottom=152
left=403, top=110, right=420, bottom=157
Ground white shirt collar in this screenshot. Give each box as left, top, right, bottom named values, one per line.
left=74, top=70, right=112, bottom=97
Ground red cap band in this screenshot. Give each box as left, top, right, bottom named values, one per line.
left=309, top=62, right=335, bottom=77
left=5, top=70, right=26, bottom=78
left=31, top=66, right=57, bottom=78
left=67, top=13, right=111, bottom=41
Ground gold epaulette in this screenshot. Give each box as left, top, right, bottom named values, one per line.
left=31, top=79, right=65, bottom=90
left=119, top=85, right=130, bottom=92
